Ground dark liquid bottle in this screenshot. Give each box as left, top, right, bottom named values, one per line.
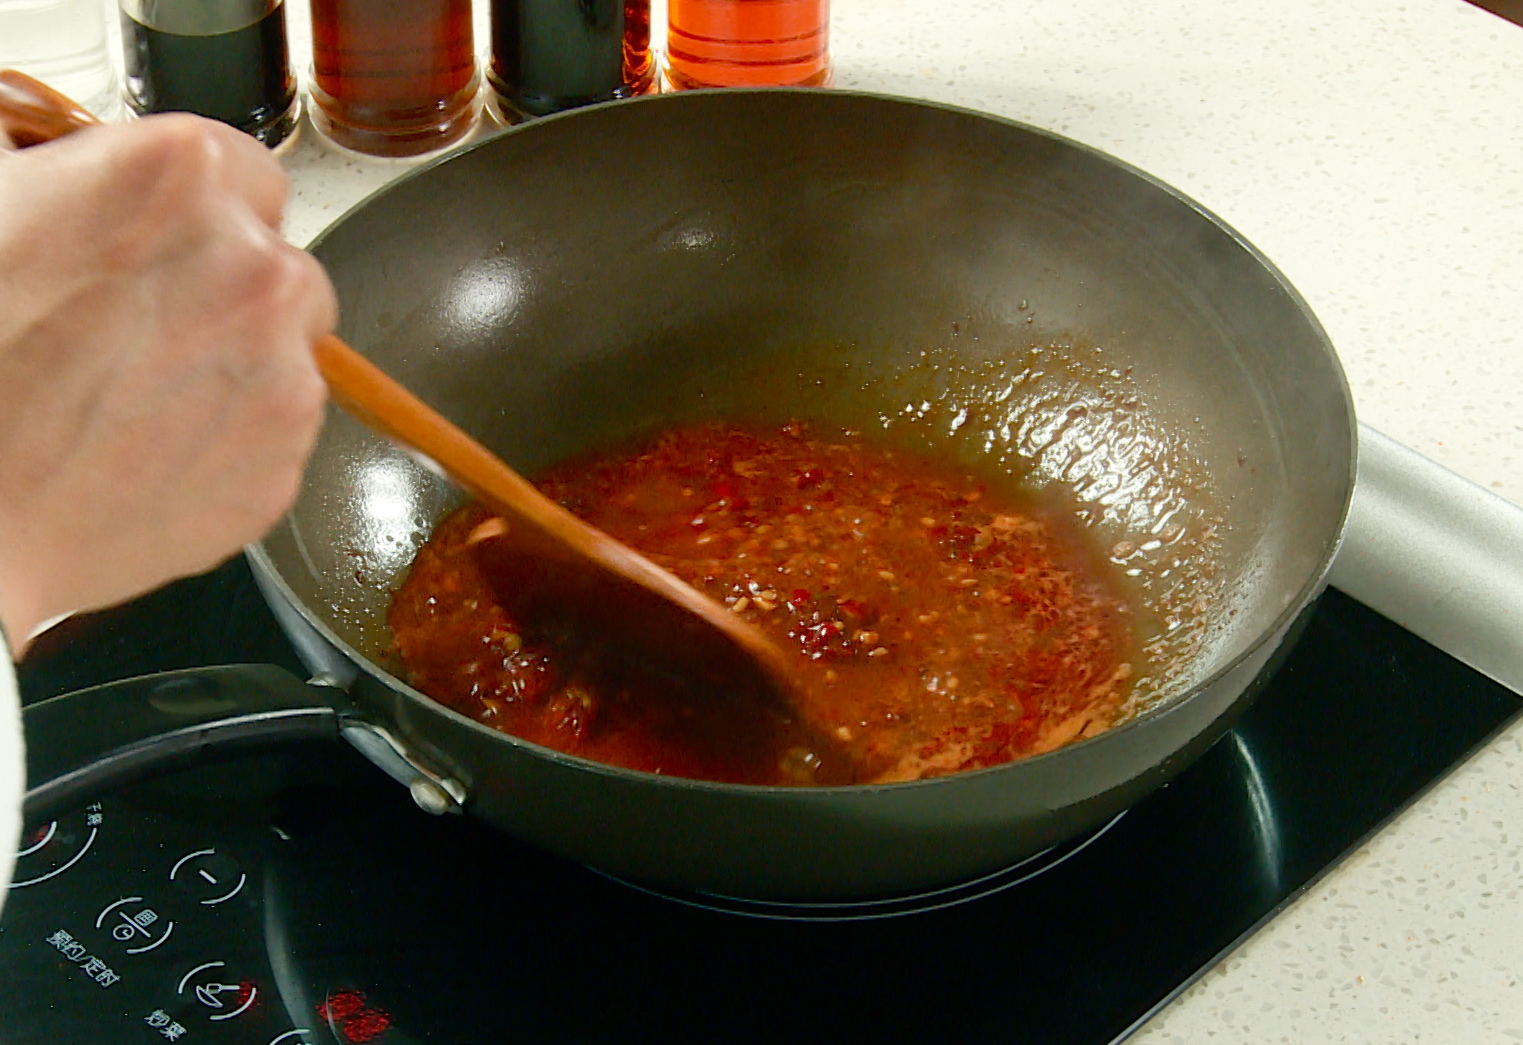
left=488, top=0, right=653, bottom=122
left=120, top=0, right=298, bottom=148
left=666, top=0, right=830, bottom=89
left=309, top=0, right=480, bottom=157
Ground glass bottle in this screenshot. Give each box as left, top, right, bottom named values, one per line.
left=665, top=0, right=831, bottom=90
left=119, top=0, right=298, bottom=148
left=0, top=0, right=120, bottom=122
left=308, top=0, right=480, bottom=158
left=487, top=0, right=654, bottom=123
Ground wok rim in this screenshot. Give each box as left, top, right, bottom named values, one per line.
left=254, top=85, right=1359, bottom=798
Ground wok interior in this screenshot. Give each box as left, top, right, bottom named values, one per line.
left=267, top=90, right=1353, bottom=730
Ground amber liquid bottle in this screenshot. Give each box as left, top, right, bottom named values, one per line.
left=488, top=0, right=653, bottom=122
left=665, top=0, right=830, bottom=89
left=308, top=0, right=479, bottom=157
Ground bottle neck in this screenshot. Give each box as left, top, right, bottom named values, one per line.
left=121, top=0, right=281, bottom=35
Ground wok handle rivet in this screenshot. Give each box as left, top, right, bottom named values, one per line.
left=408, top=778, right=457, bottom=816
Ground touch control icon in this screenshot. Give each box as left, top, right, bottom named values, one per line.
left=177, top=961, right=258, bottom=1021
left=96, top=897, right=175, bottom=955
left=169, top=849, right=247, bottom=906
left=11, top=805, right=102, bottom=888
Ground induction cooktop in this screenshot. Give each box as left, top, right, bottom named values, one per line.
left=1, top=550, right=1517, bottom=1045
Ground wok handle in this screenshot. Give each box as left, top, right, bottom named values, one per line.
left=22, top=664, right=343, bottom=821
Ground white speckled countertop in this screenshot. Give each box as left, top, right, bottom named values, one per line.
left=274, top=0, right=1523, bottom=1039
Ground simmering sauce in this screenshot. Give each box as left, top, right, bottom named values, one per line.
left=388, top=421, right=1136, bottom=784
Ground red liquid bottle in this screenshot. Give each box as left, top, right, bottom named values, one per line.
left=308, top=0, right=479, bottom=157
left=665, top=0, right=830, bottom=90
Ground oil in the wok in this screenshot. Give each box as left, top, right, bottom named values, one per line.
left=308, top=0, right=480, bottom=157
left=487, top=0, right=654, bottom=122
left=119, top=0, right=297, bottom=148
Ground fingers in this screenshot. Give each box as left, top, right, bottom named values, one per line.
left=0, top=110, right=338, bottom=627
left=270, top=238, right=340, bottom=355
left=144, top=192, right=335, bottom=533
left=211, top=243, right=335, bottom=528
left=0, top=115, right=298, bottom=332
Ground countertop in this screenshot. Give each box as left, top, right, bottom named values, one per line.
left=152, top=0, right=1523, bottom=1039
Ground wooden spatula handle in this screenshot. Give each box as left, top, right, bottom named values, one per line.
left=312, top=334, right=556, bottom=531
left=0, top=69, right=99, bottom=146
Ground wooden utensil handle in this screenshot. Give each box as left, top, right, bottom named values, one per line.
left=311, top=334, right=556, bottom=534
left=0, top=69, right=99, bottom=146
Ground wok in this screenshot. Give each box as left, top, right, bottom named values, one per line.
left=23, top=89, right=1355, bottom=901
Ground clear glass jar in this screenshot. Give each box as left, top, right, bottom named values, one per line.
left=0, top=0, right=120, bottom=121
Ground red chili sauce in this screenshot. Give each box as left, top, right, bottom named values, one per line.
left=387, top=422, right=1136, bottom=785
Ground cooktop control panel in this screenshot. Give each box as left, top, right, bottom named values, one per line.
left=16, top=804, right=277, bottom=1040
left=0, top=743, right=414, bottom=1045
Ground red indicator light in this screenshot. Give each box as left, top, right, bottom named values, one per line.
left=342, top=1010, right=393, bottom=1043
left=318, top=990, right=367, bottom=1022
left=317, top=990, right=392, bottom=1043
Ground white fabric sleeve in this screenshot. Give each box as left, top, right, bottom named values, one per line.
left=0, top=629, right=22, bottom=914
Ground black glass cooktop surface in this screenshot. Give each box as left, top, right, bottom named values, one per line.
left=1, top=555, right=1518, bottom=1045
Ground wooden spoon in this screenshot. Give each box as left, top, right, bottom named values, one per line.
left=0, top=70, right=843, bottom=778
left=0, top=69, right=95, bottom=147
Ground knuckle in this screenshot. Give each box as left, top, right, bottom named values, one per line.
left=201, top=116, right=288, bottom=199
left=102, top=117, right=223, bottom=268
left=275, top=364, right=329, bottom=434
left=314, top=266, right=340, bottom=329
left=287, top=247, right=335, bottom=310
left=240, top=239, right=298, bottom=300
left=253, top=153, right=290, bottom=214
left=295, top=365, right=329, bottom=421
left=219, top=249, right=306, bottom=344
left=128, top=116, right=220, bottom=199
left=238, top=246, right=338, bottom=343
left=128, top=113, right=212, bottom=164
left=250, top=242, right=317, bottom=305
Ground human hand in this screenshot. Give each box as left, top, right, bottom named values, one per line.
left=0, top=115, right=337, bottom=653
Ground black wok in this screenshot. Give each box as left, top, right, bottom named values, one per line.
left=24, top=89, right=1354, bottom=901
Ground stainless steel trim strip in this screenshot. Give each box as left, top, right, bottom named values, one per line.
left=1330, top=424, right=1523, bottom=696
